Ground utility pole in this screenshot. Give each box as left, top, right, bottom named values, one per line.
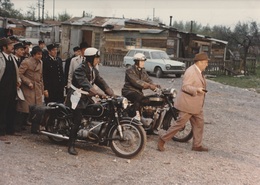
left=38, top=0, right=41, bottom=21
left=53, top=0, right=55, bottom=20
left=153, top=8, right=155, bottom=21
left=42, top=0, right=45, bottom=23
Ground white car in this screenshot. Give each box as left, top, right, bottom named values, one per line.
left=123, top=49, right=186, bottom=78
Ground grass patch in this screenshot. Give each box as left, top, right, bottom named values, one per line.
left=210, top=65, right=260, bottom=91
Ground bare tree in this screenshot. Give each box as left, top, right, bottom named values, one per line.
left=229, top=21, right=260, bottom=73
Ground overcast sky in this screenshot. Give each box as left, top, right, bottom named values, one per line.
left=11, top=0, right=260, bottom=29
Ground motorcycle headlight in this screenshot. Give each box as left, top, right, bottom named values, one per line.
left=122, top=97, right=129, bottom=109
left=170, top=88, right=177, bottom=98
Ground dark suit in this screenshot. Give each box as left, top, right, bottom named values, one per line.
left=0, top=52, right=18, bottom=135
left=43, top=55, right=65, bottom=104
left=160, top=64, right=207, bottom=148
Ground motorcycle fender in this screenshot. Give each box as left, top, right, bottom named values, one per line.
left=120, top=117, right=143, bottom=126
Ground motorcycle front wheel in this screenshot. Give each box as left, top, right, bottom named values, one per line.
left=162, top=111, right=193, bottom=142
left=110, top=121, right=147, bottom=159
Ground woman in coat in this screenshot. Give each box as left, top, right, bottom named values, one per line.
left=16, top=46, right=44, bottom=130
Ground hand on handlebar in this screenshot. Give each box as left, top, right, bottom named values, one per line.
left=149, top=84, right=157, bottom=91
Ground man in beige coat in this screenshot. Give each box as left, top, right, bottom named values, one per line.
left=16, top=46, right=44, bottom=131
left=158, top=52, right=209, bottom=152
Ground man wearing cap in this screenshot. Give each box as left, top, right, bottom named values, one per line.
left=67, top=42, right=89, bottom=89
left=158, top=52, right=209, bottom=152
left=0, top=38, right=21, bottom=139
left=21, top=41, right=32, bottom=61
left=122, top=53, right=160, bottom=121
left=12, top=42, right=25, bottom=67
left=65, top=47, right=115, bottom=155
left=42, top=43, right=65, bottom=104
left=64, top=46, right=81, bottom=90
left=38, top=40, right=48, bottom=60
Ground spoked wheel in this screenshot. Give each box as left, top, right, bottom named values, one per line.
left=110, top=121, right=146, bottom=159
left=162, top=111, right=193, bottom=142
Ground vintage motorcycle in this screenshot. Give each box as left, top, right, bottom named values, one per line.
left=123, top=87, right=193, bottom=142
left=29, top=96, right=146, bottom=159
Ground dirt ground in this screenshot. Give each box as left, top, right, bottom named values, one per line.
left=0, top=66, right=260, bottom=185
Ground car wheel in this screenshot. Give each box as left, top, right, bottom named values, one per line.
left=175, top=74, right=182, bottom=78
left=155, top=67, right=163, bottom=78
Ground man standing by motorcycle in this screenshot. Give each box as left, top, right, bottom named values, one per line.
left=122, top=53, right=160, bottom=121
left=157, top=52, right=209, bottom=152
left=65, top=47, right=115, bottom=155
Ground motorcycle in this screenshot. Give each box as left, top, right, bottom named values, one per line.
left=123, top=87, right=193, bottom=142
left=29, top=96, right=146, bottom=159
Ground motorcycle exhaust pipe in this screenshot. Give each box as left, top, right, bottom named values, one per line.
left=40, top=131, right=69, bottom=140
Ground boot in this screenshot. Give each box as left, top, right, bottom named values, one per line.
left=68, top=140, right=78, bottom=155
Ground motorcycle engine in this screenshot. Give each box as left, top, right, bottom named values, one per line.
left=77, top=119, right=104, bottom=140
left=142, top=106, right=156, bottom=118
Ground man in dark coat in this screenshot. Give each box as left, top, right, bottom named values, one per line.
left=43, top=43, right=65, bottom=104
left=0, top=38, right=20, bottom=140
left=122, top=53, right=159, bottom=120
left=65, top=47, right=114, bottom=155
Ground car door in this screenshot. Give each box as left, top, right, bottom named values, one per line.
left=143, top=51, right=153, bottom=72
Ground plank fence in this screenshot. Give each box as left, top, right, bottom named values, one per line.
left=102, top=52, right=257, bottom=76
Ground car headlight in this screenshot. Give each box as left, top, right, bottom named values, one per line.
left=165, top=64, right=171, bottom=70
left=122, top=97, right=129, bottom=109
left=170, top=88, right=177, bottom=98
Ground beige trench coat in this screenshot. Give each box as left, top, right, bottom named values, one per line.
left=17, top=57, right=44, bottom=113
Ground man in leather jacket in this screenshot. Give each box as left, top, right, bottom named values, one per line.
left=65, top=47, right=114, bottom=155
left=122, top=53, right=159, bottom=120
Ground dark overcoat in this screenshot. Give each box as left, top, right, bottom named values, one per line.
left=43, top=55, right=65, bottom=103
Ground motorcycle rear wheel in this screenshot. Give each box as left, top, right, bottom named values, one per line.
left=110, top=121, right=146, bottom=159
left=162, top=111, right=193, bottom=142
left=45, top=119, right=69, bottom=145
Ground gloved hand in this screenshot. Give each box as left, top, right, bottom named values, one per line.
left=105, top=88, right=115, bottom=97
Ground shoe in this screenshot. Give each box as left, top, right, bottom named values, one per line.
left=157, top=138, right=165, bottom=151
left=192, top=146, right=209, bottom=152
left=0, top=136, right=8, bottom=141
left=68, top=146, right=78, bottom=155
left=10, top=132, right=22, bottom=136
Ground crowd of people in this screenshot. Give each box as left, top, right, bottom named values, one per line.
left=0, top=37, right=67, bottom=139
left=0, top=35, right=209, bottom=156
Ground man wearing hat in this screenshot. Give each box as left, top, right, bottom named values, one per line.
left=38, top=40, right=48, bottom=59
left=0, top=38, right=20, bottom=139
left=64, top=46, right=81, bottom=90
left=21, top=41, right=32, bottom=61
left=158, top=52, right=209, bottom=152
left=12, top=42, right=25, bottom=67
left=67, top=42, right=89, bottom=89
left=42, top=43, right=65, bottom=104
left=65, top=47, right=115, bottom=155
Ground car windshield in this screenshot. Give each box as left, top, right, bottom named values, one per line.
left=151, top=51, right=170, bottom=60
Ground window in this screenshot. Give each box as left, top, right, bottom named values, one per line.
left=143, top=51, right=151, bottom=59
left=126, top=50, right=136, bottom=57
left=94, top=33, right=100, bottom=48
left=125, top=38, right=136, bottom=46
